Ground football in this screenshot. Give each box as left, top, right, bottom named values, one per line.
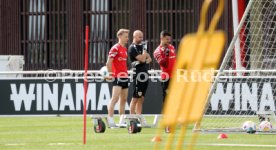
left=242, top=121, right=256, bottom=134
left=259, top=121, right=272, bottom=132
left=99, top=66, right=109, bottom=77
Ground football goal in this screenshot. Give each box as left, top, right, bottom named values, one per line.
left=197, top=0, right=276, bottom=133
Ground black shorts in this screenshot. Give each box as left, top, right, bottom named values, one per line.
left=113, top=78, right=129, bottom=89
left=132, top=74, right=149, bottom=98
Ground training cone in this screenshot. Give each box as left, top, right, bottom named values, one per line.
left=217, top=133, right=228, bottom=139
left=151, top=136, right=162, bottom=142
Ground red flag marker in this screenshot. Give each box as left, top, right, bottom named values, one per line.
left=83, top=25, right=89, bottom=144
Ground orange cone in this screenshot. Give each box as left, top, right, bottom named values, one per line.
left=151, top=136, right=162, bottom=142
left=217, top=133, right=228, bottom=139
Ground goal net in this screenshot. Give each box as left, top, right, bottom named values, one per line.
left=197, top=0, right=276, bottom=132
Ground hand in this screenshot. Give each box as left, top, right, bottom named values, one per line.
left=143, top=49, right=147, bottom=54
left=145, top=59, right=150, bottom=64
left=104, top=76, right=113, bottom=80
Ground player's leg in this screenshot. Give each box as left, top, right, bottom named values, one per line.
left=135, top=96, right=144, bottom=115
left=161, top=79, right=171, bottom=132
left=134, top=74, right=145, bottom=115
left=130, top=76, right=139, bottom=114
left=136, top=74, right=149, bottom=114
left=119, top=88, right=128, bottom=115
left=118, top=78, right=129, bottom=115
left=107, top=78, right=122, bottom=126
left=118, top=81, right=128, bottom=124
left=136, top=96, right=148, bottom=125
left=108, top=85, right=121, bottom=117
left=107, top=85, right=121, bottom=126
left=136, top=76, right=149, bottom=124
left=161, top=79, right=170, bottom=103
left=130, top=97, right=138, bottom=114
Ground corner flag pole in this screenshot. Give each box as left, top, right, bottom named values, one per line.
left=83, top=25, right=89, bottom=144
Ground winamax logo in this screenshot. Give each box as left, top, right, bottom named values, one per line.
left=10, top=83, right=130, bottom=112
left=211, top=82, right=276, bottom=111
left=9, top=82, right=276, bottom=112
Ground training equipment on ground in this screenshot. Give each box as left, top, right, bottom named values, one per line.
left=91, top=115, right=160, bottom=134
left=151, top=136, right=162, bottom=142
left=128, top=120, right=140, bottom=134
left=259, top=121, right=273, bottom=132
left=197, top=0, right=276, bottom=133
left=99, top=66, right=109, bottom=78
left=93, top=118, right=106, bottom=133
left=217, top=133, right=228, bottom=139
left=242, top=121, right=256, bottom=134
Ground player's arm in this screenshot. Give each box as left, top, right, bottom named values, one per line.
left=135, top=50, right=148, bottom=63
left=129, top=46, right=147, bottom=63
left=106, top=57, right=113, bottom=73
left=106, top=47, right=117, bottom=78
left=146, top=53, right=152, bottom=64
left=105, top=57, right=114, bottom=80
left=154, top=49, right=169, bottom=67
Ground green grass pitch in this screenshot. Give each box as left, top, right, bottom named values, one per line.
left=1, top=116, right=276, bottom=150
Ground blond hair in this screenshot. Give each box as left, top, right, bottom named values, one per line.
left=117, top=29, right=130, bottom=37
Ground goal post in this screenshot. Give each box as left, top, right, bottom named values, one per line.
left=197, top=0, right=276, bottom=132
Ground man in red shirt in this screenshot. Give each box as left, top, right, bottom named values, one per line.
left=106, top=29, right=129, bottom=127
left=154, top=30, right=176, bottom=103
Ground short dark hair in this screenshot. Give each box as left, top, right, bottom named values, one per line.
left=160, top=30, right=171, bottom=37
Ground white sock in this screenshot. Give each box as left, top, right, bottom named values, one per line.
left=119, top=115, right=125, bottom=124
left=107, top=116, right=115, bottom=124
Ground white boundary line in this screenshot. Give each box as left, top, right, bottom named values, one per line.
left=197, top=143, right=276, bottom=148
left=4, top=143, right=26, bottom=146
left=48, top=143, right=78, bottom=146
left=4, top=143, right=79, bottom=146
